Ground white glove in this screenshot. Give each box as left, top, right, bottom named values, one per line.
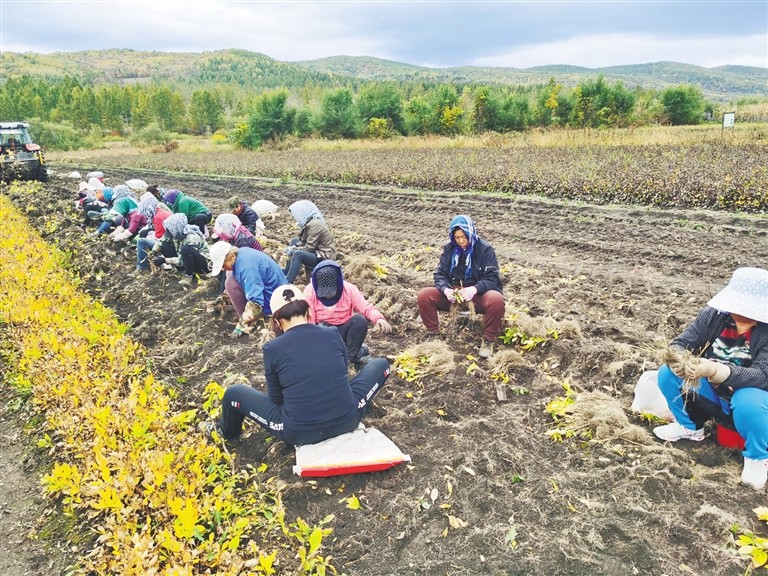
left=165, top=257, right=181, bottom=266
left=375, top=318, right=392, bottom=334
left=685, top=358, right=731, bottom=384
left=108, top=226, right=125, bottom=240
left=443, top=288, right=456, bottom=303
left=458, top=286, right=478, bottom=302
left=112, top=229, right=132, bottom=242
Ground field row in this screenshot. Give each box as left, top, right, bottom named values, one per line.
left=63, top=142, right=768, bottom=212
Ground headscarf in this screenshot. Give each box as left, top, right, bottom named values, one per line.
left=113, top=184, right=137, bottom=202
left=311, top=260, right=344, bottom=306
left=162, top=189, right=181, bottom=208
left=288, top=200, right=324, bottom=229
left=163, top=213, right=203, bottom=240
left=138, top=192, right=158, bottom=220
left=100, top=187, right=114, bottom=202
left=448, top=215, right=478, bottom=280
left=213, top=213, right=242, bottom=242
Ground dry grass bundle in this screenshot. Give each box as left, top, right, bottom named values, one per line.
left=342, top=254, right=385, bottom=284
left=659, top=346, right=700, bottom=392
left=397, top=341, right=456, bottom=378
left=486, top=349, right=528, bottom=375
left=506, top=304, right=581, bottom=340
left=562, top=390, right=651, bottom=444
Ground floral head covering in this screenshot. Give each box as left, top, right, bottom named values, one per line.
left=448, top=215, right=478, bottom=280
left=163, top=213, right=203, bottom=240
left=112, top=184, right=134, bottom=201
left=288, top=200, right=324, bottom=229
left=137, top=193, right=158, bottom=220
left=213, top=213, right=241, bottom=242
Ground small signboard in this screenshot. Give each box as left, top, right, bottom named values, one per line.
left=722, top=112, right=736, bottom=128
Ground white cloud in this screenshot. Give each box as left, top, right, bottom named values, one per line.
left=472, top=32, right=768, bottom=69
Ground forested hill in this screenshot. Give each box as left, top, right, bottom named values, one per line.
left=2, top=49, right=766, bottom=102
left=297, top=56, right=768, bottom=102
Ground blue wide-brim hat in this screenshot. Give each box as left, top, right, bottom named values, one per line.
left=708, top=267, right=768, bottom=324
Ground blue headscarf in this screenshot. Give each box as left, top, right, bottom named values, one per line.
left=289, top=200, right=324, bottom=229
left=448, top=215, right=478, bottom=280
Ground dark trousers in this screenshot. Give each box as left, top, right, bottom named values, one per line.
left=218, top=357, right=390, bottom=446
left=327, top=314, right=368, bottom=361
left=190, top=212, right=212, bottom=231
left=179, top=244, right=210, bottom=276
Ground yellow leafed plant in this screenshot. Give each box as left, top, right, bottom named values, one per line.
left=0, top=187, right=334, bottom=575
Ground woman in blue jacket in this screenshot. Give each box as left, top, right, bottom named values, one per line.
left=417, top=214, right=505, bottom=359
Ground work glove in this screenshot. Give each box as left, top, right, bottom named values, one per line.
left=165, top=256, right=181, bottom=266
left=665, top=346, right=687, bottom=378
left=152, top=256, right=166, bottom=267
left=231, top=321, right=255, bottom=339
left=108, top=226, right=125, bottom=240
left=241, top=302, right=263, bottom=325
left=284, top=245, right=297, bottom=256
left=443, top=287, right=456, bottom=303
left=112, top=228, right=132, bottom=243
left=374, top=318, right=392, bottom=334
left=458, top=286, right=478, bottom=302
left=684, top=358, right=730, bottom=384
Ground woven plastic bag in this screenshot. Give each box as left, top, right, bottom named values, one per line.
left=293, top=424, right=410, bottom=477
left=631, top=370, right=674, bottom=421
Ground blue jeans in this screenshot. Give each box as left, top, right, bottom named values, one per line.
left=218, top=357, right=389, bottom=445
left=136, top=238, right=156, bottom=271
left=658, top=363, right=768, bottom=459
left=284, top=250, right=320, bottom=283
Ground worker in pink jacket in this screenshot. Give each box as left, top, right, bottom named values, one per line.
left=304, top=260, right=392, bottom=370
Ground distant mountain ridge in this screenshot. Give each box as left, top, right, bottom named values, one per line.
left=1, top=49, right=765, bottom=102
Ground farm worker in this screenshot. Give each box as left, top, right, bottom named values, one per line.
left=133, top=193, right=174, bottom=272
left=304, top=260, right=392, bottom=371
left=227, top=196, right=260, bottom=235
left=209, top=241, right=288, bottom=338
left=199, top=284, right=391, bottom=445
left=79, top=186, right=113, bottom=227
left=417, top=214, right=505, bottom=359
left=211, top=214, right=264, bottom=295
left=97, top=185, right=137, bottom=235
left=653, top=267, right=768, bottom=490
left=162, top=189, right=213, bottom=233
left=149, top=213, right=211, bottom=287
left=283, top=200, right=337, bottom=283
left=213, top=213, right=263, bottom=251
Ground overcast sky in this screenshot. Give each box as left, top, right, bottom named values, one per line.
left=1, top=1, right=766, bottom=69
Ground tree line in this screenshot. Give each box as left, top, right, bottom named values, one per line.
left=0, top=75, right=717, bottom=149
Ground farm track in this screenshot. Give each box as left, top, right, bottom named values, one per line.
left=6, top=165, right=768, bottom=576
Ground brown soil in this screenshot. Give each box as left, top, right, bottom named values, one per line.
left=5, top=166, right=768, bottom=576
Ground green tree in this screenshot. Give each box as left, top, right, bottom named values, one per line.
left=357, top=83, right=404, bottom=134
left=189, top=89, right=224, bottom=135
left=317, top=88, right=359, bottom=139
left=661, top=85, right=706, bottom=125
left=244, top=89, right=295, bottom=147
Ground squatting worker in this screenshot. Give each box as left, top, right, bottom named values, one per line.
left=417, top=214, right=505, bottom=359
left=200, top=284, right=391, bottom=445
left=209, top=241, right=287, bottom=338
left=653, top=267, right=768, bottom=490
